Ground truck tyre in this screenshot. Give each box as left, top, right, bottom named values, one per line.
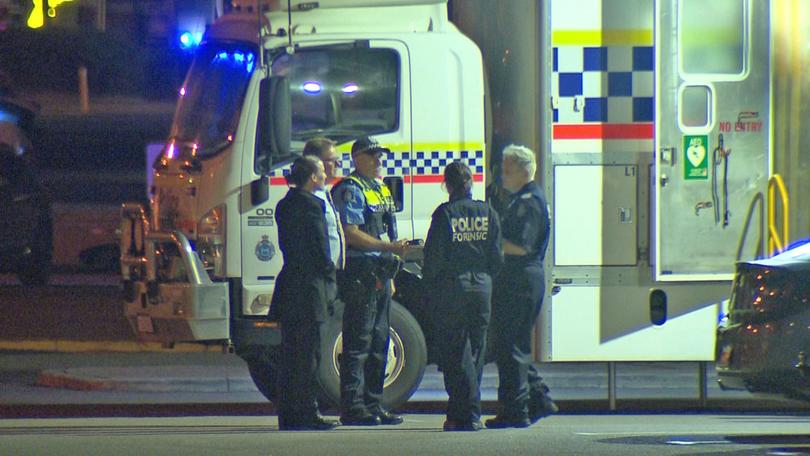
left=317, top=300, right=427, bottom=410
left=239, top=345, right=279, bottom=404
left=17, top=208, right=52, bottom=287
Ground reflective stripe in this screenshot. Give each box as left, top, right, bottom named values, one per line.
left=552, top=29, right=653, bottom=46
left=344, top=174, right=393, bottom=208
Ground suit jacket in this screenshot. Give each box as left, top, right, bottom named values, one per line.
left=271, top=187, right=337, bottom=323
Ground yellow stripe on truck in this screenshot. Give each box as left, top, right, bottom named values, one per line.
left=335, top=142, right=485, bottom=153
left=552, top=29, right=653, bottom=46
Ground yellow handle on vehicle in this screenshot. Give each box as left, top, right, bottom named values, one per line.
left=767, top=174, right=789, bottom=255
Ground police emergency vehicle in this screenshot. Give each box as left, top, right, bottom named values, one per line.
left=121, top=0, right=484, bottom=407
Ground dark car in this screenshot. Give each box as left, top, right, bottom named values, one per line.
left=0, top=88, right=51, bottom=286
left=716, top=241, right=810, bottom=401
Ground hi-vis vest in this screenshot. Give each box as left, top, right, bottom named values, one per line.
left=339, top=173, right=397, bottom=240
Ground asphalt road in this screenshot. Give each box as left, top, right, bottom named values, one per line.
left=3, top=414, right=810, bottom=456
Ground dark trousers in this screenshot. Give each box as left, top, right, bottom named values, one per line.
left=491, top=265, right=545, bottom=418
left=435, top=272, right=491, bottom=423
left=277, top=315, right=321, bottom=425
left=338, top=265, right=392, bottom=415
left=528, top=364, right=553, bottom=404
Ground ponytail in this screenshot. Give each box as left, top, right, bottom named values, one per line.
left=286, top=155, right=321, bottom=187
left=444, top=160, right=473, bottom=198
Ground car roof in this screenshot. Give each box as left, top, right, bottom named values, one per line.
left=742, top=241, right=810, bottom=271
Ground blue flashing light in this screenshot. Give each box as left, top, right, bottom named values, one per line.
left=179, top=31, right=202, bottom=50
left=342, top=82, right=359, bottom=94
left=211, top=50, right=257, bottom=75
left=302, top=81, right=322, bottom=94
left=0, top=110, right=19, bottom=124
left=179, top=32, right=192, bottom=47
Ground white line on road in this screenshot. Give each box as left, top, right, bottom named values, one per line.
left=575, top=431, right=740, bottom=436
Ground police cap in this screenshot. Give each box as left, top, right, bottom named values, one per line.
left=351, top=136, right=390, bottom=156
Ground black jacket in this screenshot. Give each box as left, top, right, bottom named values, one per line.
left=502, top=182, right=550, bottom=269
left=271, top=187, right=337, bottom=323
left=422, top=194, right=503, bottom=282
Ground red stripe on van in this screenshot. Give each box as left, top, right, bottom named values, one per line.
left=406, top=174, right=484, bottom=183
left=553, top=123, right=653, bottom=139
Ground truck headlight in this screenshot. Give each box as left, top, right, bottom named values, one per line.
left=197, top=205, right=225, bottom=276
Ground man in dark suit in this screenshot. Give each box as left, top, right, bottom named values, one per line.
left=272, top=155, right=339, bottom=431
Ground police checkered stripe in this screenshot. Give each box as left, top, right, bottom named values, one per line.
left=269, top=149, right=485, bottom=177
left=552, top=45, right=654, bottom=124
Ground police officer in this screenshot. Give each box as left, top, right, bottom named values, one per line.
left=272, top=156, right=339, bottom=431
left=486, top=144, right=557, bottom=429
left=331, top=136, right=410, bottom=426
left=423, top=161, right=503, bottom=431
left=486, top=161, right=558, bottom=425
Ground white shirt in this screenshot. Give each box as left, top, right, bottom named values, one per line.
left=313, top=188, right=342, bottom=267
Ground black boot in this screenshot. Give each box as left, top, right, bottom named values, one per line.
left=443, top=419, right=483, bottom=431
left=340, top=411, right=382, bottom=426
left=279, top=415, right=339, bottom=431
left=484, top=414, right=531, bottom=429
left=529, top=396, right=559, bottom=423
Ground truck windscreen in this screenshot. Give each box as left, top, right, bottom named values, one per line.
left=271, top=47, right=399, bottom=143
left=171, top=43, right=257, bottom=157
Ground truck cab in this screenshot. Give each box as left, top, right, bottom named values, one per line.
left=120, top=0, right=485, bottom=408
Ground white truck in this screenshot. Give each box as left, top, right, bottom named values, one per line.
left=121, top=0, right=484, bottom=408
left=120, top=0, right=775, bottom=407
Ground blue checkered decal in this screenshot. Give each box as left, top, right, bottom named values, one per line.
left=269, top=149, right=485, bottom=178
left=553, top=45, right=654, bottom=124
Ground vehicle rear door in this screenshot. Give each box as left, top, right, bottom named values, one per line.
left=655, top=0, right=771, bottom=280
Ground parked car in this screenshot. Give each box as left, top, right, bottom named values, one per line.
left=0, top=81, right=51, bottom=286
left=716, top=240, right=810, bottom=401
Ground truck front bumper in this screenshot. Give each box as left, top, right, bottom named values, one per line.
left=120, top=203, right=230, bottom=343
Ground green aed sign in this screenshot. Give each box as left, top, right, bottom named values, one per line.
left=684, top=135, right=709, bottom=180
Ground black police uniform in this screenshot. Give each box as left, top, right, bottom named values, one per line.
left=490, top=181, right=551, bottom=422
left=331, top=172, right=400, bottom=422
left=423, top=193, right=503, bottom=426
left=486, top=181, right=557, bottom=421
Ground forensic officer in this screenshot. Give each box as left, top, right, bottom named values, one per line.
left=486, top=144, right=557, bottom=429
left=331, top=136, right=410, bottom=426
left=272, top=156, right=339, bottom=431
left=423, top=161, right=503, bottom=431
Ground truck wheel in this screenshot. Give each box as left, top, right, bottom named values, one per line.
left=17, top=208, right=52, bottom=287
left=239, top=345, right=279, bottom=403
left=317, top=300, right=427, bottom=410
